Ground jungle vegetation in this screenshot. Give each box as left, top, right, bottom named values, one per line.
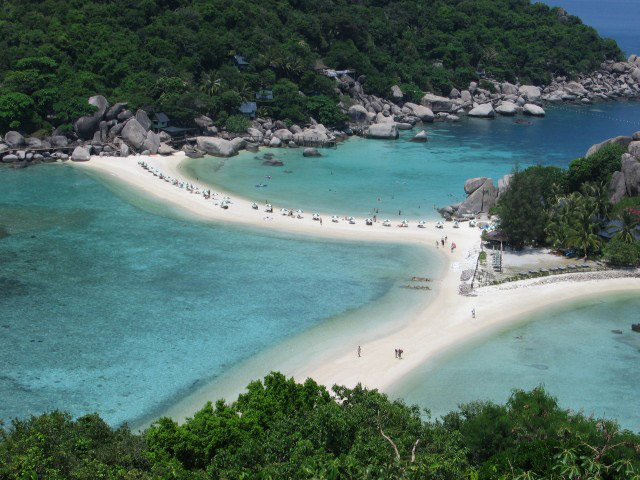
left=1, top=372, right=639, bottom=479
left=0, top=0, right=623, bottom=133
left=495, top=145, right=640, bottom=264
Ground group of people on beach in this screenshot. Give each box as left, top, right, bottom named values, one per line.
left=356, top=346, right=404, bottom=359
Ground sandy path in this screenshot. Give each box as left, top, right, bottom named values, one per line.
left=73, top=153, right=640, bottom=427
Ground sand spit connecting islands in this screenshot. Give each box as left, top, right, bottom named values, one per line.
left=73, top=153, right=640, bottom=428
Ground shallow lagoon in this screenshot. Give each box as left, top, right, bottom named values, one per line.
left=391, top=294, right=640, bottom=432
left=186, top=101, right=640, bottom=219
left=0, top=165, right=437, bottom=426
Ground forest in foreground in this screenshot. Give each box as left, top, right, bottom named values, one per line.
left=1, top=373, right=639, bottom=479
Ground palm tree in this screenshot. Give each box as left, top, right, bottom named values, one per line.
left=580, top=182, right=611, bottom=225
left=234, top=81, right=253, bottom=103
left=566, top=201, right=603, bottom=259
left=613, top=208, right=639, bottom=244
left=199, top=71, right=222, bottom=96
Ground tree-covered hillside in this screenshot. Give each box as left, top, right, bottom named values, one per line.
left=1, top=373, right=639, bottom=479
left=0, top=0, right=622, bottom=133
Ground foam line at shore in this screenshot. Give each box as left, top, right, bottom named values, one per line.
left=73, top=153, right=640, bottom=429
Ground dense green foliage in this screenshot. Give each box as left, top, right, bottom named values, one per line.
left=602, top=236, right=640, bottom=266
left=0, top=0, right=622, bottom=133
left=494, top=166, right=564, bottom=247
left=495, top=146, right=640, bottom=259
left=1, top=373, right=639, bottom=479
left=564, top=145, right=628, bottom=192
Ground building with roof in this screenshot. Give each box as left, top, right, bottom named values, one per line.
left=239, top=102, right=257, bottom=119
left=255, top=89, right=273, bottom=101
left=233, top=55, right=250, bottom=69
left=152, top=112, right=170, bottom=129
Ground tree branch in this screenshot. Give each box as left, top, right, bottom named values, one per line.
left=379, top=428, right=400, bottom=461
left=411, top=439, right=420, bottom=463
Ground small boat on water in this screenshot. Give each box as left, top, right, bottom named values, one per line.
left=418, top=220, right=426, bottom=228
left=365, top=218, right=373, bottom=225
left=383, top=219, right=391, bottom=227
left=251, top=202, right=258, bottom=210
left=312, top=213, right=321, bottom=221
left=255, top=183, right=268, bottom=188
left=265, top=204, right=273, bottom=212
left=331, top=215, right=339, bottom=223
left=435, top=221, right=444, bottom=229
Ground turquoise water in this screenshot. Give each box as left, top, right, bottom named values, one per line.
left=392, top=294, right=640, bottom=432
left=0, top=165, right=436, bottom=426
left=187, top=102, right=640, bottom=219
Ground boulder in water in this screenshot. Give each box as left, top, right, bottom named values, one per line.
left=196, top=137, right=238, bottom=157
left=496, top=102, right=518, bottom=116
left=303, top=147, right=322, bottom=157
left=468, top=103, right=495, bottom=118
left=523, top=104, right=545, bottom=116
left=410, top=130, right=428, bottom=142
left=365, top=123, right=399, bottom=139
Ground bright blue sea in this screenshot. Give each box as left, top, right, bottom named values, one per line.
left=0, top=165, right=432, bottom=426
left=187, top=101, right=640, bottom=219
left=392, top=294, right=640, bottom=432
left=1, top=1, right=639, bottom=429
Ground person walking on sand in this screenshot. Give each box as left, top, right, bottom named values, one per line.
left=320, top=217, right=323, bottom=225
left=398, top=349, right=403, bottom=359
left=357, top=345, right=361, bottom=357
left=394, top=348, right=398, bottom=358
left=472, top=308, right=476, bottom=318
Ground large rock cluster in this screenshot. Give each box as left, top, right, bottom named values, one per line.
left=74, top=96, right=161, bottom=155
left=334, top=53, right=640, bottom=138
left=542, top=55, right=640, bottom=103
left=438, top=174, right=513, bottom=219
left=0, top=95, right=181, bottom=166
left=605, top=131, right=640, bottom=203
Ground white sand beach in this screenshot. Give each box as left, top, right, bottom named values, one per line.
left=73, top=153, right=640, bottom=428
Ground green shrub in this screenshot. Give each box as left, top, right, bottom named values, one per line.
left=565, top=144, right=626, bottom=192
left=224, top=114, right=250, bottom=133
left=602, top=237, right=640, bottom=266
left=479, top=80, right=497, bottom=93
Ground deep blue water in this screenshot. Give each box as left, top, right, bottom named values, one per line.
left=540, top=0, right=638, bottom=56
left=0, top=165, right=430, bottom=426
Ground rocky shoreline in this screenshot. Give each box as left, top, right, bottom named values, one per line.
left=438, top=129, right=640, bottom=220
left=1, top=54, right=639, bottom=168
